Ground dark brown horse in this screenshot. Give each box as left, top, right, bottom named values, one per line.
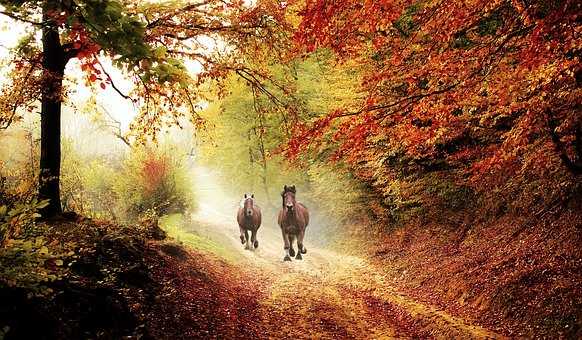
left=237, top=193, right=262, bottom=250
left=278, top=185, right=309, bottom=261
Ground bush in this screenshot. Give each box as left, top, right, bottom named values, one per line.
left=59, top=139, right=195, bottom=223
left=306, top=163, right=368, bottom=224
left=113, top=147, right=194, bottom=221
left=0, top=198, right=48, bottom=244
left=0, top=199, right=71, bottom=296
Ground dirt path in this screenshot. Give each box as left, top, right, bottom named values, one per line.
left=185, top=167, right=505, bottom=339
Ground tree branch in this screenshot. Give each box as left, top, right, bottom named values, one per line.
left=99, top=105, right=131, bottom=147
left=337, top=83, right=459, bottom=118
left=145, top=1, right=215, bottom=29
left=235, top=68, right=286, bottom=107
left=547, top=109, right=582, bottom=176
left=0, top=10, right=44, bottom=26
left=93, top=56, right=132, bottom=100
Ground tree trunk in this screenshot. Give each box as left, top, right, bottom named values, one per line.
left=39, top=6, right=66, bottom=217
left=547, top=110, right=582, bottom=176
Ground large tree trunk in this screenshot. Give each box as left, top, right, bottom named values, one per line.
left=39, top=6, right=66, bottom=217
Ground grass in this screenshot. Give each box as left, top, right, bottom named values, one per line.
left=159, top=213, right=238, bottom=263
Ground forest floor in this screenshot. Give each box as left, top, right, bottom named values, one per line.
left=151, top=167, right=506, bottom=339
left=168, top=217, right=504, bottom=339
left=4, top=167, right=576, bottom=338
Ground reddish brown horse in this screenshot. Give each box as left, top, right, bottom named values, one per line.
left=237, top=193, right=262, bottom=250
left=278, top=185, right=309, bottom=261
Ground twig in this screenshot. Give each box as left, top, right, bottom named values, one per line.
left=0, top=10, right=44, bottom=26
left=94, top=56, right=132, bottom=100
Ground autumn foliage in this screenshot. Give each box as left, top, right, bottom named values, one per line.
left=1, top=0, right=580, bottom=338
left=273, top=2, right=582, bottom=336
left=289, top=0, right=580, bottom=198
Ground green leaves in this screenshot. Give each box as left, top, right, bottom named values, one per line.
left=1, top=198, right=50, bottom=244
left=77, top=0, right=150, bottom=61
left=0, top=235, right=71, bottom=296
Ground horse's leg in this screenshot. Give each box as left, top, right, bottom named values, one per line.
left=251, top=228, right=258, bottom=249
left=300, top=229, right=307, bottom=254
left=244, top=229, right=250, bottom=250
left=239, top=225, right=245, bottom=244
left=296, top=230, right=305, bottom=259
left=282, top=229, right=291, bottom=261
left=288, top=234, right=296, bottom=257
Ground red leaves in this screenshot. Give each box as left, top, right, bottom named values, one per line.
left=67, top=24, right=109, bottom=91
left=141, top=153, right=170, bottom=194
left=69, top=24, right=101, bottom=59
left=289, top=0, right=581, bottom=189
left=145, top=242, right=265, bottom=339
left=79, top=56, right=111, bottom=91
left=295, top=0, right=408, bottom=55
left=80, top=57, right=106, bottom=89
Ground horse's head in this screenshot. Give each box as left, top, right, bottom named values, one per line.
left=282, top=185, right=296, bottom=212
left=243, top=193, right=254, bottom=217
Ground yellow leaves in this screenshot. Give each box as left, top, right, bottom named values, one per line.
left=38, top=245, right=49, bottom=255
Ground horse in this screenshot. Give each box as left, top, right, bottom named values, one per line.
left=278, top=185, right=310, bottom=261
left=237, top=193, right=262, bottom=250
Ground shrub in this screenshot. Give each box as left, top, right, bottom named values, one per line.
left=0, top=199, right=70, bottom=296
left=113, top=147, right=194, bottom=221
left=59, top=139, right=195, bottom=222
left=0, top=198, right=48, bottom=245
left=306, top=163, right=368, bottom=224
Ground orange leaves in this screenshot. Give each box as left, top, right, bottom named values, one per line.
left=296, top=0, right=410, bottom=55
left=67, top=25, right=112, bottom=91
left=283, top=108, right=344, bottom=159
left=79, top=57, right=109, bottom=90
left=289, top=0, right=581, bottom=188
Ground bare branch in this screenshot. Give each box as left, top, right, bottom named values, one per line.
left=0, top=10, right=43, bottom=26
left=93, top=56, right=132, bottom=100
left=98, top=105, right=131, bottom=147
left=235, top=68, right=285, bottom=106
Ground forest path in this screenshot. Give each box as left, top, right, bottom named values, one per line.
left=184, top=166, right=503, bottom=339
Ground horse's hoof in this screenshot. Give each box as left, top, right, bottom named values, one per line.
left=295, top=253, right=302, bottom=260
left=245, top=244, right=250, bottom=250
left=240, top=236, right=245, bottom=244
left=254, top=240, right=259, bottom=248
left=289, top=248, right=296, bottom=257
left=301, top=247, right=307, bottom=254
left=284, top=255, right=292, bottom=262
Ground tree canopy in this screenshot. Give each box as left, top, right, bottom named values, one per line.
left=0, top=0, right=289, bottom=133
left=0, top=0, right=289, bottom=214
left=290, top=0, right=580, bottom=183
